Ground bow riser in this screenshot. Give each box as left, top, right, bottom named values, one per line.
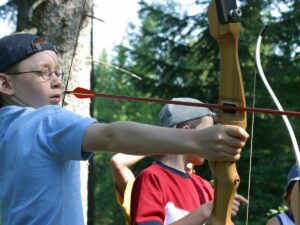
left=208, top=1, right=246, bottom=224
left=209, top=162, right=240, bottom=224
left=217, top=24, right=246, bottom=129
left=208, top=3, right=246, bottom=129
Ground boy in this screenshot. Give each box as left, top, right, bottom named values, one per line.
left=266, top=164, right=299, bottom=225
left=110, top=153, right=202, bottom=225
left=130, top=98, right=248, bottom=225
left=110, top=154, right=200, bottom=225
left=0, top=33, right=248, bottom=225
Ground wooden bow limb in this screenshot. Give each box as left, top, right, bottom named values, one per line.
left=207, top=1, right=246, bottom=224
left=256, top=26, right=300, bottom=224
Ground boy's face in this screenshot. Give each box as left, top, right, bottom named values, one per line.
left=187, top=116, right=214, bottom=165
left=0, top=50, right=62, bottom=108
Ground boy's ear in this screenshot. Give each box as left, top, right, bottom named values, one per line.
left=0, top=73, right=14, bottom=96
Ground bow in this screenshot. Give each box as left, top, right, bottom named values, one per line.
left=255, top=25, right=300, bottom=225
left=207, top=1, right=246, bottom=224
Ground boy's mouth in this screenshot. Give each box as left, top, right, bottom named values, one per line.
left=50, top=94, right=61, bottom=104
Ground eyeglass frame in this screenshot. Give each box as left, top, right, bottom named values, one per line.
left=4, top=67, right=64, bottom=81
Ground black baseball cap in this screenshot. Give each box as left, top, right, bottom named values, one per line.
left=0, top=33, right=57, bottom=72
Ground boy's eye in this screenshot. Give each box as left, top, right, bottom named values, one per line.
left=40, top=67, right=50, bottom=78
left=40, top=67, right=64, bottom=80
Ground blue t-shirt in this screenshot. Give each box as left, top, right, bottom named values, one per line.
left=0, top=105, right=97, bottom=225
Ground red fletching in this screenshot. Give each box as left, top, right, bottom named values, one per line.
left=68, top=87, right=96, bottom=99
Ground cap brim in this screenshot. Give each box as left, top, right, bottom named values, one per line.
left=282, top=178, right=300, bottom=199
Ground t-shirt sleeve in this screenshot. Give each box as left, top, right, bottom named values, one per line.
left=130, top=171, right=165, bottom=225
left=38, top=106, right=97, bottom=161
left=191, top=174, right=214, bottom=202
left=202, top=178, right=214, bottom=201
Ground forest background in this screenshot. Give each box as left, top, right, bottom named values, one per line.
left=0, top=0, right=299, bottom=225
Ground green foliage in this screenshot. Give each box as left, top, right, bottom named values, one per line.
left=92, top=152, right=117, bottom=225
left=92, top=0, right=300, bottom=224
left=91, top=50, right=160, bottom=225
left=93, top=50, right=160, bottom=124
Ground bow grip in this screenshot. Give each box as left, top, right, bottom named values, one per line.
left=207, top=1, right=246, bottom=225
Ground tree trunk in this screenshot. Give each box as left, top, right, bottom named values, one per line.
left=15, top=0, right=93, bottom=224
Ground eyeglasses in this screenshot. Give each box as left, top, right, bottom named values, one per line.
left=6, top=67, right=64, bottom=81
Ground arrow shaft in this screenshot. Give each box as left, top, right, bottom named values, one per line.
left=90, top=92, right=300, bottom=117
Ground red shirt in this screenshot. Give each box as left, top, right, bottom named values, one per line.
left=131, top=161, right=214, bottom=225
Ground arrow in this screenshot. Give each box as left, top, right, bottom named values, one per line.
left=64, top=87, right=300, bottom=117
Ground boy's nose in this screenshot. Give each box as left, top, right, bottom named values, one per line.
left=51, top=74, right=63, bottom=89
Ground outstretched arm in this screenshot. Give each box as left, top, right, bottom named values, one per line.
left=110, top=153, right=145, bottom=196
left=83, top=122, right=249, bottom=161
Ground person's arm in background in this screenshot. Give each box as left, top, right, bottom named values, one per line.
left=110, top=154, right=146, bottom=225
left=168, top=193, right=248, bottom=225
left=110, top=153, right=145, bottom=196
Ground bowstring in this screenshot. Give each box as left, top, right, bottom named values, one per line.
left=61, top=0, right=87, bottom=107
left=245, top=68, right=257, bottom=225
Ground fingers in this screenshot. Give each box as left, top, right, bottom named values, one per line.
left=211, top=146, right=242, bottom=161
left=223, top=125, right=249, bottom=147
left=231, top=198, right=241, bottom=217
left=234, top=193, right=249, bottom=205
left=225, top=124, right=249, bottom=139
left=231, top=193, right=249, bottom=217
left=214, top=124, right=249, bottom=161
left=210, top=141, right=243, bottom=161
left=231, top=203, right=239, bottom=217
left=197, top=124, right=249, bottom=161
